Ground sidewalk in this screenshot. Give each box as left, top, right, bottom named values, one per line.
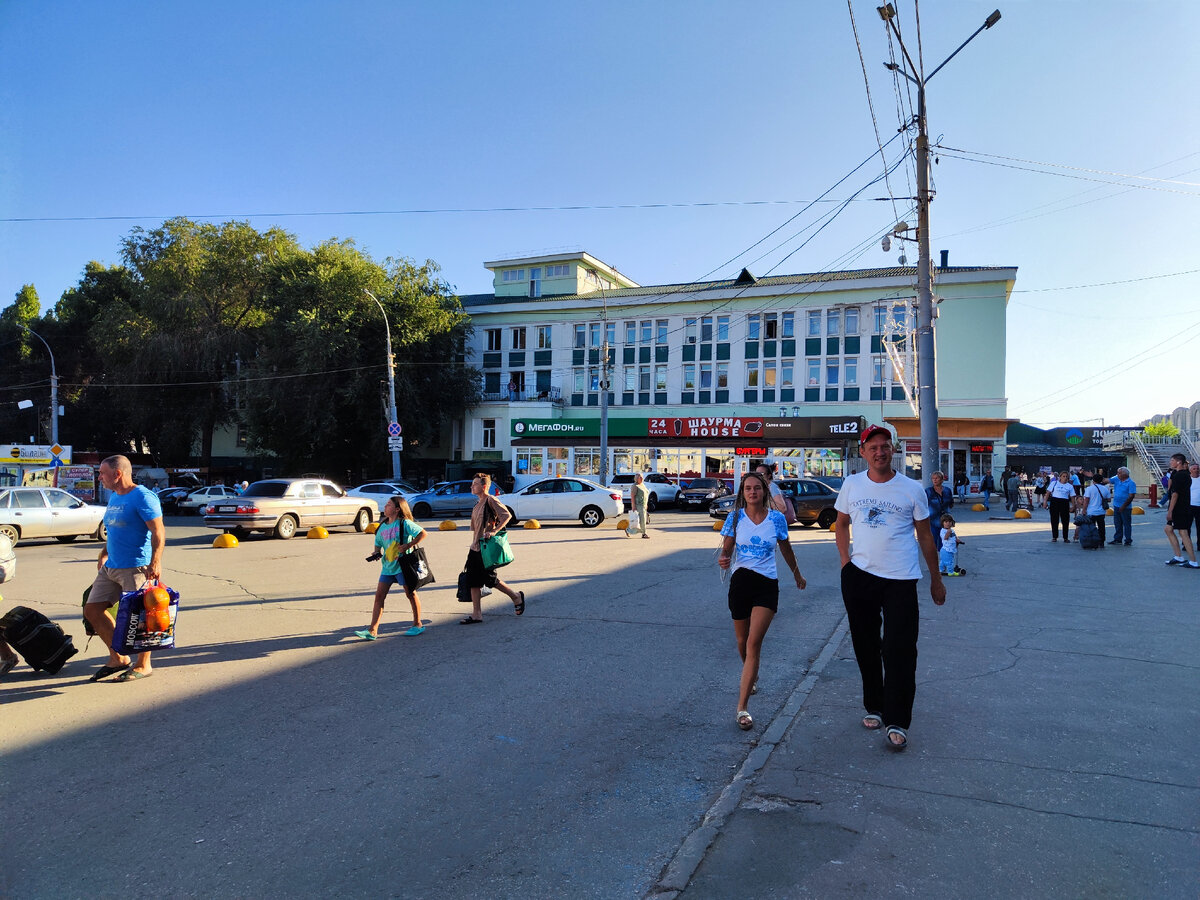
left=655, top=506, right=1199, bottom=898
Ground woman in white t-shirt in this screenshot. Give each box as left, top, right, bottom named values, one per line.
left=718, top=472, right=806, bottom=732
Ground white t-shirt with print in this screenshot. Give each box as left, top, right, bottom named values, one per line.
left=1083, top=483, right=1110, bottom=516
left=835, top=471, right=930, bottom=580
left=720, top=508, right=789, bottom=580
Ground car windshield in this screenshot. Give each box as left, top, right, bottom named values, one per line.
left=690, top=479, right=720, bottom=489
left=243, top=482, right=289, bottom=498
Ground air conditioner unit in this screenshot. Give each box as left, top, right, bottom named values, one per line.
left=687, top=337, right=696, bottom=344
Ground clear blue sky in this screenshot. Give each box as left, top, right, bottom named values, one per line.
left=2, top=1, right=1195, bottom=429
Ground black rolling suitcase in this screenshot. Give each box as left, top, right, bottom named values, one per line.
left=0, top=606, right=78, bottom=674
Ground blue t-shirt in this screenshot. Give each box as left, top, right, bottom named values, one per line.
left=1111, top=477, right=1136, bottom=508
left=720, top=508, right=789, bottom=579
left=375, top=517, right=423, bottom=577
left=104, top=486, right=162, bottom=568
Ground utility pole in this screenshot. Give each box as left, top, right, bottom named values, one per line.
left=598, top=283, right=610, bottom=486
left=364, top=290, right=401, bottom=481
left=20, top=326, right=58, bottom=446
left=878, top=4, right=1001, bottom=486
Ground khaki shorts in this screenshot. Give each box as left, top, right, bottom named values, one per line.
left=87, top=566, right=147, bottom=608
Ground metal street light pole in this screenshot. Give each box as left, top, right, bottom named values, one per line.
left=878, top=5, right=1001, bottom=486
left=364, top=290, right=401, bottom=481
left=20, top=326, right=58, bottom=446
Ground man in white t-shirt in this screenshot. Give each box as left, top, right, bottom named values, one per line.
left=834, top=424, right=946, bottom=751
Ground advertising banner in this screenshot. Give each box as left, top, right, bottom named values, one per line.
left=647, top=417, right=764, bottom=439
left=1, top=444, right=73, bottom=464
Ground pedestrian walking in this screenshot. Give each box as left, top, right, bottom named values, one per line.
left=1109, top=467, right=1136, bottom=546
left=632, top=473, right=650, bottom=539
left=83, top=455, right=166, bottom=682
left=1006, top=471, right=1022, bottom=511
left=1082, top=474, right=1111, bottom=547
left=1162, top=454, right=1198, bottom=568
left=1034, top=472, right=1048, bottom=508
left=717, top=471, right=805, bottom=732
left=460, top=473, right=526, bottom=623
left=835, top=424, right=946, bottom=752
left=756, top=463, right=788, bottom=517
left=925, top=471, right=954, bottom=550
left=1047, top=471, right=1075, bottom=542
left=1189, top=463, right=1200, bottom=548
left=356, top=497, right=427, bottom=640
left=979, top=471, right=994, bottom=511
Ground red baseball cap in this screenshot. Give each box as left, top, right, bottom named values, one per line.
left=859, top=424, right=893, bottom=446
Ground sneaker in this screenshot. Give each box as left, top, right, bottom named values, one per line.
left=1166, top=558, right=1184, bottom=566
left=1124, top=542, right=1132, bottom=546
left=1187, top=562, right=1200, bottom=569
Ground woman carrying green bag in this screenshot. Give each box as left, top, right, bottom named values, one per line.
left=460, top=473, right=525, bottom=624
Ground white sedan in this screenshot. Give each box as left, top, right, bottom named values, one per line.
left=503, top=477, right=623, bottom=528
left=178, top=485, right=241, bottom=514
left=346, top=481, right=418, bottom=513
left=0, top=487, right=107, bottom=546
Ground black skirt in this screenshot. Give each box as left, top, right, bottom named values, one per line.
left=462, top=548, right=500, bottom=589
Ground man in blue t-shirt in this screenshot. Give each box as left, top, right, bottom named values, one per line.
left=83, top=455, right=165, bottom=681
left=1108, top=467, right=1136, bottom=546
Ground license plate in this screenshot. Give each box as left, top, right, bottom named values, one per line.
left=218, top=506, right=237, bottom=513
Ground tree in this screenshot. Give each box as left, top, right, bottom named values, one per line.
left=1143, top=421, right=1180, bottom=439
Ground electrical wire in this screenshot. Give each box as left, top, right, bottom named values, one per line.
left=935, top=145, right=1200, bottom=187
left=847, top=0, right=903, bottom=225
left=932, top=148, right=1200, bottom=197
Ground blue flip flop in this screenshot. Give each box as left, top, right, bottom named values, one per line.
left=354, top=630, right=377, bottom=641
left=403, top=626, right=425, bottom=636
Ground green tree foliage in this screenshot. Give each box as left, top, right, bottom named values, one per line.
left=1143, top=420, right=1180, bottom=439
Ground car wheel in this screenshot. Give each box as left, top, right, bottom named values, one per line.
left=817, top=509, right=837, bottom=529
left=579, top=506, right=604, bottom=527
left=413, top=502, right=432, bottom=519
left=647, top=493, right=658, bottom=512
left=506, top=506, right=519, bottom=526
left=93, top=522, right=107, bottom=542
left=0, top=524, right=20, bottom=546
left=275, top=515, right=299, bottom=540
left=55, top=534, right=79, bottom=543
left=354, top=508, right=372, bottom=532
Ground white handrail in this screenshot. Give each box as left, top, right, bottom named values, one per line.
left=1181, top=431, right=1199, bottom=465
left=1131, top=431, right=1164, bottom=482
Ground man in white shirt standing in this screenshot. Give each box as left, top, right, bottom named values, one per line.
left=834, top=424, right=946, bottom=751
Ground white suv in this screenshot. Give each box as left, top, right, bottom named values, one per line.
left=608, top=473, right=681, bottom=511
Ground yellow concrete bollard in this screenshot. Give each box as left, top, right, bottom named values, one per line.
left=828, top=522, right=837, bottom=532
left=1131, top=507, right=1145, bottom=515
left=306, top=526, right=329, bottom=539
left=713, top=520, right=723, bottom=531
left=1105, top=508, right=1114, bottom=517
left=438, top=521, right=457, bottom=531
left=971, top=503, right=985, bottom=512
left=523, top=519, right=541, bottom=529
left=1014, top=509, right=1032, bottom=519
left=212, top=533, right=239, bottom=548
left=365, top=522, right=379, bottom=533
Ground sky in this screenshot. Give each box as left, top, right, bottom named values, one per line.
left=1, top=0, right=1196, bottom=430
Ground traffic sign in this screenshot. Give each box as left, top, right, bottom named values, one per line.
left=387, top=437, right=404, bottom=451
left=50, top=458, right=64, bottom=468
left=387, top=422, right=402, bottom=437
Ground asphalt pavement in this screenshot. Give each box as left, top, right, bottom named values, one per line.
left=1, top=503, right=1195, bottom=898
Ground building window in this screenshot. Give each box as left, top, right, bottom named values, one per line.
left=747, top=314, right=760, bottom=340
left=638, top=365, right=651, bottom=391
left=845, top=307, right=859, bottom=334
left=873, top=359, right=890, bottom=384
left=537, top=325, right=552, bottom=349
left=589, top=367, right=599, bottom=391
left=782, top=312, right=794, bottom=338
left=508, top=371, right=525, bottom=396
left=482, top=418, right=496, bottom=449
left=846, top=360, right=858, bottom=385
left=892, top=303, right=908, bottom=329
left=486, top=329, right=502, bottom=351
left=529, top=267, right=541, bottom=298
left=516, top=449, right=545, bottom=476
left=701, top=316, right=713, bottom=343
left=716, top=362, right=728, bottom=388
left=826, top=362, right=839, bottom=386
left=764, top=313, right=778, bottom=339
left=683, top=364, right=696, bottom=390
left=717, top=315, right=729, bottom=341
left=606, top=322, right=616, bottom=347
left=656, top=319, right=668, bottom=344
left=640, top=321, right=652, bottom=343
left=873, top=306, right=887, bottom=334
left=625, top=321, right=636, bottom=343
left=654, top=365, right=667, bottom=390
left=827, top=309, right=840, bottom=335
left=685, top=319, right=697, bottom=343
left=808, top=310, right=821, bottom=336
left=501, top=269, right=525, bottom=282
left=700, top=362, right=713, bottom=389
left=589, top=323, right=601, bottom=347
left=546, top=264, right=569, bottom=277
left=574, top=368, right=586, bottom=392
left=511, top=327, right=526, bottom=350
left=781, top=359, right=794, bottom=388
left=807, top=360, right=821, bottom=387
left=763, top=360, right=777, bottom=388
left=624, top=367, right=636, bottom=391
left=746, top=363, right=759, bottom=388
left=574, top=324, right=586, bottom=348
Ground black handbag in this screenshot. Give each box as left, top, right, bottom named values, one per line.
left=399, top=546, right=435, bottom=589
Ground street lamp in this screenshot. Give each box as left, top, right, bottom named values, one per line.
left=877, top=4, right=1001, bottom=486
left=19, top=326, right=59, bottom=446
left=363, top=290, right=401, bottom=481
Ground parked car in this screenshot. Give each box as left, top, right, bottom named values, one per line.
left=678, top=477, right=731, bottom=511
left=708, top=477, right=840, bottom=528
left=155, top=486, right=192, bottom=513
left=202, top=478, right=374, bottom=540
left=0, top=487, right=107, bottom=547
left=178, top=485, right=241, bottom=514
left=408, top=479, right=499, bottom=519
left=608, top=473, right=681, bottom=511
left=503, top=477, right=623, bottom=528
left=346, top=481, right=419, bottom=513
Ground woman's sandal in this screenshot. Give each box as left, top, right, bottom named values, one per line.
left=514, top=591, right=526, bottom=616
left=458, top=616, right=483, bottom=625
left=862, top=713, right=883, bottom=730
left=736, top=710, right=753, bottom=731
left=885, top=726, right=908, bottom=751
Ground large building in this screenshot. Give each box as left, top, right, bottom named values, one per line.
left=454, top=251, right=1017, bottom=490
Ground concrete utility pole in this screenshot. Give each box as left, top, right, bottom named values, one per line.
left=878, top=4, right=1001, bottom=486
left=364, top=290, right=402, bottom=481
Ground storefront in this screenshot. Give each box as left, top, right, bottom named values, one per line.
left=508, top=416, right=865, bottom=489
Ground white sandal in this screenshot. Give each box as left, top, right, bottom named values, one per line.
left=736, top=710, right=753, bottom=730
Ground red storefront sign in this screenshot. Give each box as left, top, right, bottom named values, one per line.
left=647, top=417, right=765, bottom=438
left=734, top=447, right=767, bottom=456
